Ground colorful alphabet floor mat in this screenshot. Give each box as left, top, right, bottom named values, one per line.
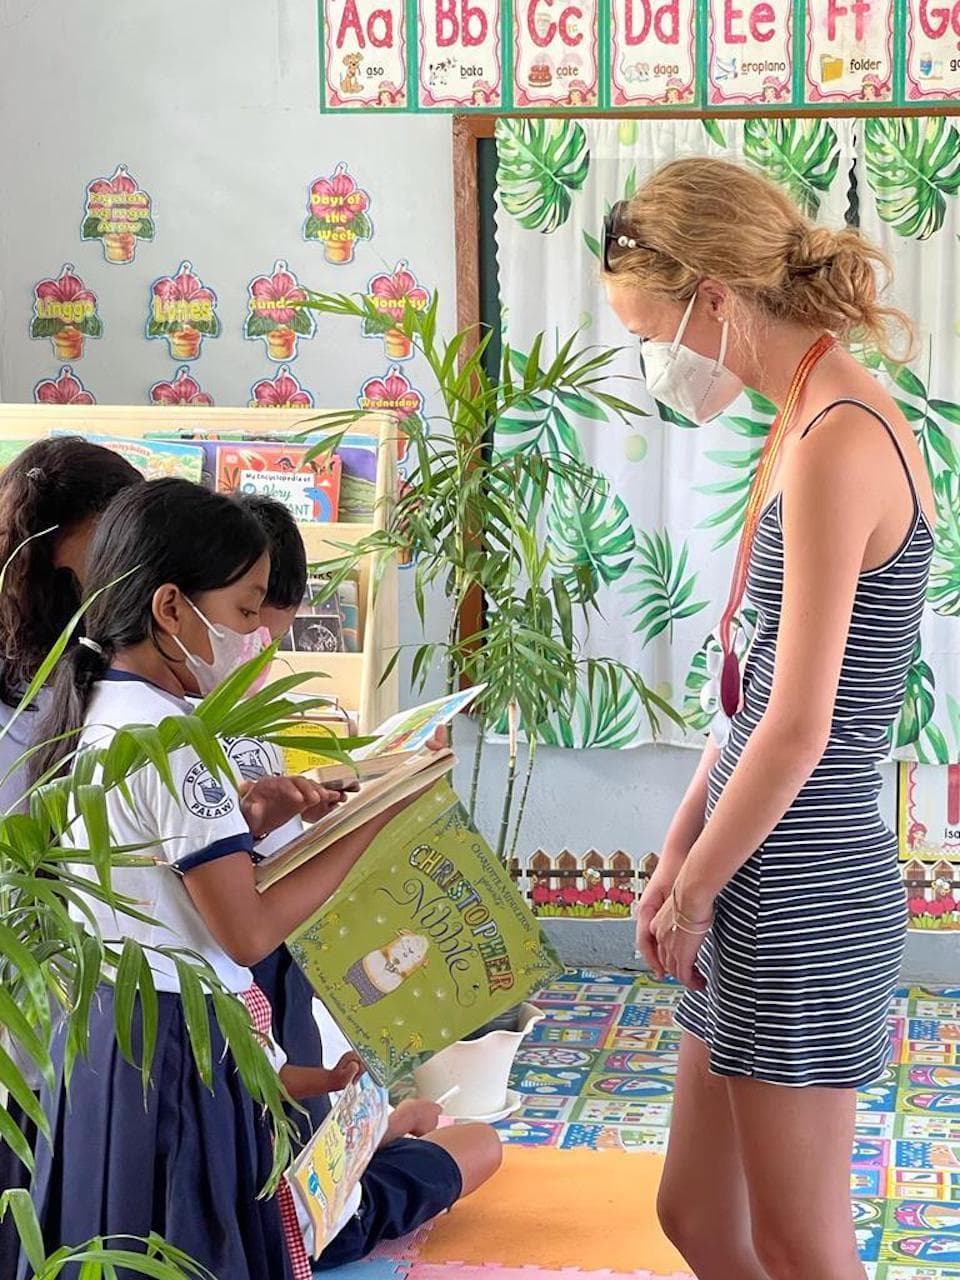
left=327, top=971, right=960, bottom=1279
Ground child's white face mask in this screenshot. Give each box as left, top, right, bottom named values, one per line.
left=174, top=599, right=269, bottom=696
left=642, top=293, right=743, bottom=425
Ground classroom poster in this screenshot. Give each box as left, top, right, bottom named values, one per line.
left=146, top=261, right=220, bottom=360
left=899, top=763, right=960, bottom=931
left=81, top=165, right=154, bottom=263
left=304, top=163, right=374, bottom=264
left=804, top=0, right=895, bottom=102
left=31, top=264, right=102, bottom=360
left=514, top=0, right=600, bottom=106
left=610, top=0, right=697, bottom=106
left=244, top=260, right=315, bottom=362
left=904, top=0, right=960, bottom=101
left=706, top=0, right=794, bottom=103
left=418, top=0, right=503, bottom=106
left=323, top=0, right=409, bottom=106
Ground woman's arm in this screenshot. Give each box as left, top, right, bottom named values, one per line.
left=657, top=410, right=881, bottom=984
left=635, top=739, right=719, bottom=976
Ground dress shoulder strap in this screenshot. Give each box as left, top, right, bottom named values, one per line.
left=801, top=397, right=920, bottom=510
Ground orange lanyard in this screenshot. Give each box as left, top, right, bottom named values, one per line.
left=718, top=333, right=836, bottom=717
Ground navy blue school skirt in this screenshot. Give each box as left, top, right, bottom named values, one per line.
left=252, top=947, right=330, bottom=1141
left=24, top=985, right=293, bottom=1280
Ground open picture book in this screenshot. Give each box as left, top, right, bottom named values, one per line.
left=255, top=686, right=484, bottom=890
left=283, top=777, right=562, bottom=1086
left=286, top=1071, right=389, bottom=1258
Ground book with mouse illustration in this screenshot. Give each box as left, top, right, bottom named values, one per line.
left=282, top=778, right=562, bottom=1086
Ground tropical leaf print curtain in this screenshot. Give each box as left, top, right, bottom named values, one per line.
left=493, top=116, right=960, bottom=759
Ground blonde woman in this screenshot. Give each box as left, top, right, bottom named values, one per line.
left=603, top=159, right=934, bottom=1280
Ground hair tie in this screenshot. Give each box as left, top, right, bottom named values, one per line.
left=78, top=636, right=104, bottom=656
left=25, top=467, right=45, bottom=482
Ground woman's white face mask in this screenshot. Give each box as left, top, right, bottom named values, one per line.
left=642, top=293, right=743, bottom=425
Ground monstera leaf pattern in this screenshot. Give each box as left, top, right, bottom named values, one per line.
left=546, top=471, right=635, bottom=600
left=494, top=118, right=960, bottom=758
left=864, top=118, right=960, bottom=240
left=496, top=119, right=590, bottom=234
left=930, top=470, right=960, bottom=617
left=743, top=119, right=840, bottom=217
left=546, top=469, right=635, bottom=601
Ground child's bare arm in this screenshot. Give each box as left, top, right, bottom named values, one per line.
left=279, top=1052, right=364, bottom=1100
left=379, top=1098, right=442, bottom=1147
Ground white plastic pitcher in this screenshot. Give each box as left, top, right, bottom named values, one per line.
left=413, top=1002, right=544, bottom=1119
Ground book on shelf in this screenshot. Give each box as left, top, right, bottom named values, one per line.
left=51, top=430, right=205, bottom=483
left=214, top=442, right=342, bottom=522
left=286, top=1071, right=389, bottom=1258
left=283, top=777, right=563, bottom=1086
left=278, top=573, right=361, bottom=655
left=255, top=687, right=485, bottom=891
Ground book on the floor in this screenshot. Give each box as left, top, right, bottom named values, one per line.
left=284, top=778, right=563, bottom=1085
left=255, top=687, right=485, bottom=890
left=286, top=1071, right=389, bottom=1258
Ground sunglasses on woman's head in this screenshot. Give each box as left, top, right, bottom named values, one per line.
left=602, top=200, right=654, bottom=272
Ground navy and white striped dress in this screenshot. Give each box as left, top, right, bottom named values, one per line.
left=677, top=400, right=935, bottom=1089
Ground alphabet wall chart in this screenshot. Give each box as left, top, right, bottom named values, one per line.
left=319, top=0, right=960, bottom=109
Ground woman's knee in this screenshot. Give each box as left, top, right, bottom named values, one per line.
left=656, top=1180, right=701, bottom=1253
left=752, top=1217, right=861, bottom=1280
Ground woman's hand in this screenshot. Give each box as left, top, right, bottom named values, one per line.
left=635, top=854, right=686, bottom=979
left=240, top=774, right=346, bottom=839
left=650, top=881, right=714, bottom=992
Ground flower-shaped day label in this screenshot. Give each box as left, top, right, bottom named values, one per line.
left=245, top=260, right=315, bottom=362
left=304, top=163, right=373, bottom=264
left=81, top=165, right=154, bottom=264
left=249, top=365, right=315, bottom=409
left=31, top=264, right=102, bottom=360
left=146, top=261, right=220, bottom=360
left=33, top=365, right=95, bottom=405
left=362, top=261, right=430, bottom=362
left=358, top=365, right=423, bottom=459
left=150, top=366, right=214, bottom=406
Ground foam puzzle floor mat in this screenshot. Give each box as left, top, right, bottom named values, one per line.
left=326, top=971, right=960, bottom=1279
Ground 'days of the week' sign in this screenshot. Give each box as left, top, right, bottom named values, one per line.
left=805, top=0, right=895, bottom=102
left=611, top=0, right=697, bottom=105
left=905, top=0, right=960, bottom=100
left=419, top=0, right=504, bottom=105
left=324, top=0, right=409, bottom=107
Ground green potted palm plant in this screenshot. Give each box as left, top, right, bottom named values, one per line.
left=297, top=293, right=681, bottom=1112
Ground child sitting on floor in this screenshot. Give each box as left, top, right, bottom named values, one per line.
left=235, top=493, right=503, bottom=1271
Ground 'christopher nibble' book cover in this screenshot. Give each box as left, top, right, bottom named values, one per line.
left=285, top=779, right=562, bottom=1085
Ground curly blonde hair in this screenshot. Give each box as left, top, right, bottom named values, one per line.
left=603, top=157, right=914, bottom=362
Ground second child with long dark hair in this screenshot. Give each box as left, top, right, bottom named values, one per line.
left=27, top=479, right=420, bottom=1280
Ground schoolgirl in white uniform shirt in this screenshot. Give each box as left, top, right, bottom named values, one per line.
left=25, top=479, right=410, bottom=1280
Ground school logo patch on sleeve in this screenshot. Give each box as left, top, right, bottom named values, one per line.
left=224, top=736, right=274, bottom=782
left=182, top=762, right=236, bottom=820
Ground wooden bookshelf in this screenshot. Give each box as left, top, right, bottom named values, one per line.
left=0, top=405, right=400, bottom=733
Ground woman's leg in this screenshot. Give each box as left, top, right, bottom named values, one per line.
left=420, top=1122, right=503, bottom=1197
left=728, top=1076, right=865, bottom=1280
left=657, top=1033, right=770, bottom=1280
